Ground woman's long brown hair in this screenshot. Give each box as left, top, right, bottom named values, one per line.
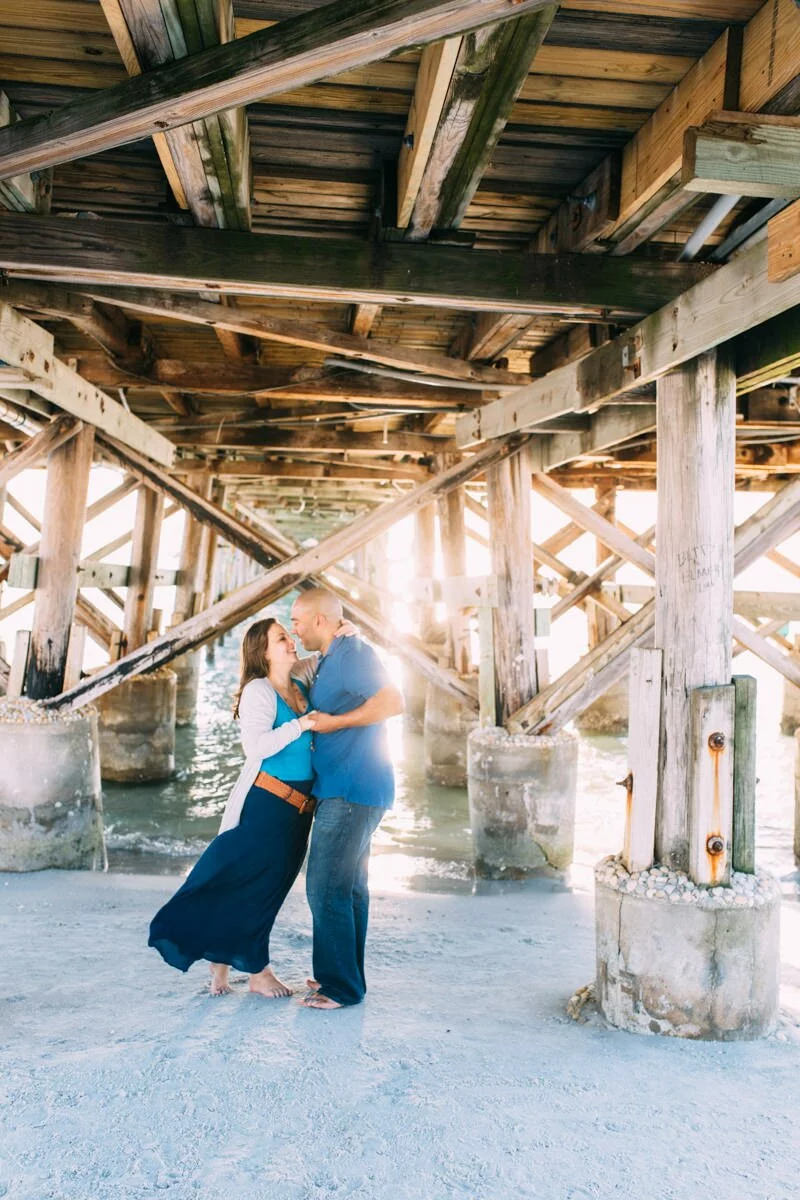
left=232, top=617, right=278, bottom=719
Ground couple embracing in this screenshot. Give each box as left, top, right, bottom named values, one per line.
left=148, top=588, right=404, bottom=1010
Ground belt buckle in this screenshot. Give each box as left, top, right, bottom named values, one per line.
left=300, top=795, right=315, bottom=815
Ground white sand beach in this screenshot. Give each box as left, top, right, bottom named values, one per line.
left=3, top=869, right=800, bottom=1200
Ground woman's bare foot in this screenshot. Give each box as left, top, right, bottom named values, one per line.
left=300, top=992, right=343, bottom=1010
left=248, top=967, right=292, bottom=998
left=306, top=978, right=321, bottom=992
left=209, top=964, right=231, bottom=996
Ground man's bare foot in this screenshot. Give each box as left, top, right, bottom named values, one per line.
left=300, top=992, right=343, bottom=1009
left=248, top=967, right=292, bottom=998
left=209, top=964, right=231, bottom=996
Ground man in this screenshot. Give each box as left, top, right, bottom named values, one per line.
left=290, top=587, right=404, bottom=1009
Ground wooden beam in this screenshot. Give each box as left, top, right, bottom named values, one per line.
left=0, top=214, right=715, bottom=322
left=79, top=284, right=528, bottom=388
left=768, top=198, right=800, bottom=283
left=350, top=304, right=382, bottom=338
left=100, top=0, right=251, bottom=231
left=739, top=0, right=800, bottom=115
left=457, top=237, right=800, bottom=446
left=0, top=302, right=174, bottom=465
left=0, top=415, right=82, bottom=491
left=529, top=324, right=613, bottom=379
left=0, top=92, right=51, bottom=215
left=167, top=427, right=452, bottom=454
left=1, top=279, right=153, bottom=370
left=44, top=432, right=531, bottom=711
left=682, top=111, right=800, bottom=198
left=451, top=313, right=536, bottom=364
left=532, top=473, right=655, bottom=574
left=211, top=459, right=428, bottom=482
left=397, top=38, right=461, bottom=229
left=76, top=355, right=483, bottom=410
left=0, top=0, right=560, bottom=180
left=407, top=6, right=557, bottom=237
left=736, top=306, right=800, bottom=392
left=534, top=404, right=657, bottom=474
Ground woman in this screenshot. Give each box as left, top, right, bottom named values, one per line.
left=148, top=616, right=323, bottom=998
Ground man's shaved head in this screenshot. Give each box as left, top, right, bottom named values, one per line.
left=291, top=588, right=344, bottom=652
left=294, top=588, right=343, bottom=622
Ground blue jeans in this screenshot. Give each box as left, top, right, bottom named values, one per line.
left=305, top=797, right=385, bottom=1006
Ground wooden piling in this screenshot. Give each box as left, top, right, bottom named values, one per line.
left=25, top=424, right=95, bottom=700
left=123, top=486, right=164, bottom=652
left=655, top=349, right=736, bottom=873
left=487, top=445, right=537, bottom=722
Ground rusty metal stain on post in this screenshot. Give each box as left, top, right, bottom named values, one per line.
left=706, top=731, right=726, bottom=885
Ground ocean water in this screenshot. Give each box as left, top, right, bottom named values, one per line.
left=102, top=624, right=800, bottom=899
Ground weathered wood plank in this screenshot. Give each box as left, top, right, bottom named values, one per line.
left=44, top=432, right=530, bottom=711
left=768, top=198, right=800, bottom=282
left=623, top=646, right=662, bottom=874
left=688, top=684, right=735, bottom=886
left=6, top=629, right=30, bottom=700
left=0, top=0, right=560, bottom=179
left=532, top=474, right=655, bottom=574
left=0, top=213, right=714, bottom=321
left=397, top=38, right=461, bottom=229
left=683, top=111, right=800, bottom=198
left=740, top=0, right=800, bottom=114
left=457, top=238, right=800, bottom=446
left=732, top=673, right=757, bottom=874
left=408, top=7, right=557, bottom=237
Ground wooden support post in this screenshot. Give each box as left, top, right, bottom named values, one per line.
left=7, top=629, right=30, bottom=699
left=487, top=445, right=537, bottom=721
left=415, top=504, right=440, bottom=654
left=655, top=349, right=736, bottom=873
left=732, top=674, right=757, bottom=875
left=688, top=684, right=735, bottom=886
left=623, top=647, right=662, bottom=874
left=122, top=485, right=164, bottom=652
left=437, top=470, right=470, bottom=675
left=478, top=602, right=497, bottom=727
left=173, top=474, right=213, bottom=623
left=25, top=425, right=95, bottom=700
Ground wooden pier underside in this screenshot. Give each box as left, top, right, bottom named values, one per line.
left=0, top=0, right=799, bottom=723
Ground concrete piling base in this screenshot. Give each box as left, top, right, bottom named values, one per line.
left=0, top=702, right=104, bottom=870
left=423, top=684, right=478, bottom=787
left=467, top=727, right=578, bottom=877
left=97, top=671, right=177, bottom=783
left=172, top=651, right=201, bottom=726
left=574, top=676, right=628, bottom=735
left=594, top=856, right=780, bottom=1039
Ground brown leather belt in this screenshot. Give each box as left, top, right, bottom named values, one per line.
left=255, top=770, right=316, bottom=815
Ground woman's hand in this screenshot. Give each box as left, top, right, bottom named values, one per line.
left=298, top=711, right=318, bottom=733
left=336, top=619, right=358, bottom=639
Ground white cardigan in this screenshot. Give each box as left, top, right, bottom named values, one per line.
left=217, top=656, right=317, bottom=834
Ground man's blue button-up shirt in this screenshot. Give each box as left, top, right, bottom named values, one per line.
left=309, top=636, right=394, bottom=809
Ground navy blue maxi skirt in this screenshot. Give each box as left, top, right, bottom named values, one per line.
left=148, top=779, right=313, bottom=974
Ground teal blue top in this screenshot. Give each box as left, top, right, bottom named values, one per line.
left=260, top=684, right=313, bottom=782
